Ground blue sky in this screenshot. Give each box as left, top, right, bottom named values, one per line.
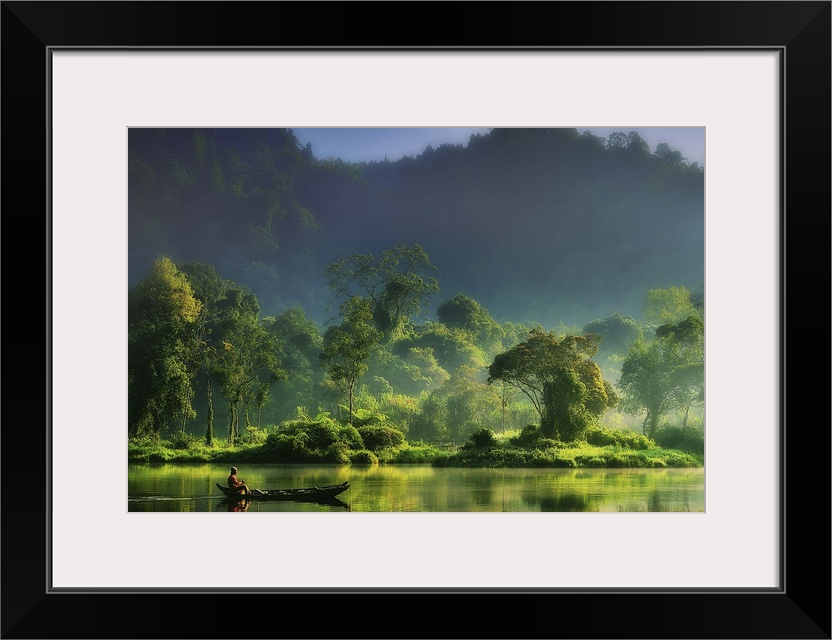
left=292, top=127, right=705, bottom=166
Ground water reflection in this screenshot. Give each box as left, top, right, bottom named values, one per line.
left=222, top=495, right=351, bottom=512
left=128, top=464, right=704, bottom=513
left=538, top=493, right=591, bottom=512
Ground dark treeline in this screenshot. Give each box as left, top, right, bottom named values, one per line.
left=128, top=127, right=703, bottom=328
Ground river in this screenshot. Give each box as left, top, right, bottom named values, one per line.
left=128, top=463, right=704, bottom=512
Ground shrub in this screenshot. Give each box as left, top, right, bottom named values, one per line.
left=585, top=425, right=656, bottom=450
left=337, top=425, right=365, bottom=450
left=350, top=450, right=379, bottom=465
left=661, top=451, right=701, bottom=467
left=265, top=433, right=312, bottom=461
left=469, top=428, right=497, bottom=449
left=240, top=425, right=268, bottom=445
left=510, top=424, right=542, bottom=447
left=167, top=431, right=199, bottom=450
left=325, top=442, right=352, bottom=465
left=276, top=417, right=341, bottom=450
left=357, top=425, right=405, bottom=451
left=654, top=425, right=704, bottom=455
left=535, top=438, right=562, bottom=450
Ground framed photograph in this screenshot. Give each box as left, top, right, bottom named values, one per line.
left=4, top=1, right=829, bottom=638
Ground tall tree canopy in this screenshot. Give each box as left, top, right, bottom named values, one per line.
left=487, top=329, right=617, bottom=441
left=128, top=256, right=202, bottom=437
left=210, top=286, right=285, bottom=444
left=618, top=314, right=704, bottom=436
left=325, top=243, right=439, bottom=340
left=320, top=297, right=383, bottom=425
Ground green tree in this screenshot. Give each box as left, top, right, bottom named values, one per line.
left=212, top=287, right=284, bottom=444
left=265, top=306, right=325, bottom=421
left=440, top=366, right=501, bottom=442
left=618, top=315, right=704, bottom=436
left=409, top=393, right=447, bottom=442
left=655, top=315, right=705, bottom=430
left=178, top=261, right=233, bottom=445
left=320, top=297, right=383, bottom=426
left=394, top=322, right=488, bottom=373
left=582, top=312, right=644, bottom=358
left=128, top=256, right=202, bottom=438
left=644, top=286, right=698, bottom=326
left=436, top=293, right=504, bottom=353
left=325, top=243, right=439, bottom=340
left=487, top=329, right=617, bottom=441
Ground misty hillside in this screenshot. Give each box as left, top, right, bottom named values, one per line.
left=128, top=127, right=703, bottom=328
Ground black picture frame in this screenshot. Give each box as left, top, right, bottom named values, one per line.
left=3, top=2, right=829, bottom=638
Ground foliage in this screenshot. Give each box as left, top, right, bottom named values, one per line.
left=618, top=315, right=704, bottom=437
left=324, top=442, right=352, bottom=465
left=408, top=393, right=447, bottom=442
left=240, top=425, right=268, bottom=445
left=337, top=424, right=365, bottom=450
left=274, top=416, right=342, bottom=450
left=584, top=425, right=656, bottom=450
left=264, top=306, right=325, bottom=421
left=128, top=256, right=202, bottom=437
left=210, top=286, right=286, bottom=444
left=468, top=428, right=497, bottom=449
left=388, top=441, right=449, bottom=463
left=582, top=312, right=644, bottom=358
left=320, top=297, right=383, bottom=424
left=367, top=345, right=447, bottom=398
left=488, top=329, right=616, bottom=441
left=325, top=243, right=439, bottom=340
left=510, top=424, right=542, bottom=447
left=436, top=293, right=505, bottom=353
left=356, top=425, right=405, bottom=451
left=395, top=322, right=488, bottom=372
left=653, top=424, right=705, bottom=455
left=349, top=450, right=379, bottom=465
left=644, top=286, right=699, bottom=327
left=167, top=431, right=200, bottom=450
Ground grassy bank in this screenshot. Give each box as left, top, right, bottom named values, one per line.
left=128, top=423, right=703, bottom=469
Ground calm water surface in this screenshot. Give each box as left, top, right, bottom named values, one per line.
left=128, top=463, right=704, bottom=513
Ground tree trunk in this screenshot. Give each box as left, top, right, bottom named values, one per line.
left=234, top=395, right=243, bottom=441
left=540, top=382, right=557, bottom=439
left=646, top=412, right=659, bottom=438
left=205, top=379, right=214, bottom=447
left=228, top=402, right=237, bottom=445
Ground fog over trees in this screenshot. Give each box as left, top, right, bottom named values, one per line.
left=128, top=127, right=703, bottom=329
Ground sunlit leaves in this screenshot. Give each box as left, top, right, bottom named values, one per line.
left=487, top=329, right=614, bottom=441
left=128, top=257, right=202, bottom=437
left=320, top=297, right=383, bottom=425
left=618, top=314, right=704, bottom=436
left=326, top=244, right=439, bottom=340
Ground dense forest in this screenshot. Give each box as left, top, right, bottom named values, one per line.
left=128, top=128, right=704, bottom=465
left=128, top=127, right=703, bottom=327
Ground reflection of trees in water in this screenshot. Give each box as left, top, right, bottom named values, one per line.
left=648, top=489, right=663, bottom=512
left=647, top=487, right=693, bottom=512
left=538, top=493, right=594, bottom=512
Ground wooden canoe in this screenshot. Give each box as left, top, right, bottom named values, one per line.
left=216, top=480, right=349, bottom=502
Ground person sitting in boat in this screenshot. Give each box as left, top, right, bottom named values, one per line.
left=227, top=466, right=249, bottom=496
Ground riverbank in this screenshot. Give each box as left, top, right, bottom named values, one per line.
left=128, top=425, right=703, bottom=469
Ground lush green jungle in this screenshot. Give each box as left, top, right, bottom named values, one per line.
left=128, top=127, right=705, bottom=468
